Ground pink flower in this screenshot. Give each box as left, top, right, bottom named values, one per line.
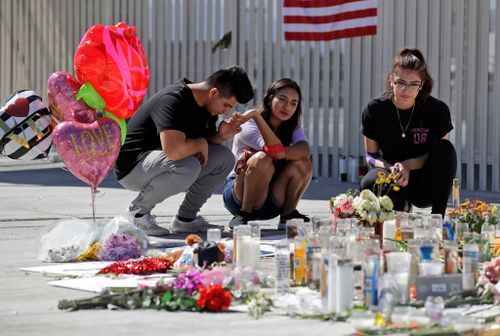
left=339, top=198, right=355, bottom=215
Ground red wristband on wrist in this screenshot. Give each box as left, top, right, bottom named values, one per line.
left=263, top=143, right=284, bottom=156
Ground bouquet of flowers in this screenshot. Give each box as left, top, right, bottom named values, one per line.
left=329, top=172, right=397, bottom=227
left=447, top=199, right=499, bottom=233
left=353, top=189, right=394, bottom=226
left=329, top=189, right=357, bottom=220
left=59, top=268, right=232, bottom=313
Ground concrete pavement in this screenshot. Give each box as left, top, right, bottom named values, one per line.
left=0, top=156, right=498, bottom=335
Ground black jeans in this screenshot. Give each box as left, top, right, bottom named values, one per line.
left=360, top=139, right=457, bottom=216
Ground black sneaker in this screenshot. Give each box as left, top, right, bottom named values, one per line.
left=229, top=211, right=252, bottom=228
left=279, top=209, right=310, bottom=224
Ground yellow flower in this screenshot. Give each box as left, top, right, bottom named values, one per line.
left=77, top=242, right=101, bottom=261
left=393, top=185, right=400, bottom=191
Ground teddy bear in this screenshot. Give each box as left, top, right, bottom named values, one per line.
left=160, top=234, right=226, bottom=269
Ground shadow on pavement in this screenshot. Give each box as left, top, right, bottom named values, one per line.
left=0, top=167, right=354, bottom=200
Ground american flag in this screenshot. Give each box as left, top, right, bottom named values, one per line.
left=283, top=0, right=378, bottom=41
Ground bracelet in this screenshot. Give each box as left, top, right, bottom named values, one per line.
left=366, top=151, right=379, bottom=167
left=263, top=143, right=284, bottom=156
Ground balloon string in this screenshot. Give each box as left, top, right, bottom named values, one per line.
left=91, top=187, right=96, bottom=222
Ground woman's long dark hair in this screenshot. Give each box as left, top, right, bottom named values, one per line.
left=259, top=78, right=302, bottom=145
left=381, top=48, right=434, bottom=102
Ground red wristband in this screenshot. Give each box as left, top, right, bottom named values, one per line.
left=263, top=143, right=284, bottom=156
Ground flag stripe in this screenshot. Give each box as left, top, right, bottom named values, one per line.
left=284, top=0, right=365, bottom=8
left=283, top=0, right=376, bottom=16
left=284, top=26, right=376, bottom=41
left=284, top=17, right=376, bottom=33
left=284, top=8, right=377, bottom=24
left=283, top=0, right=377, bottom=41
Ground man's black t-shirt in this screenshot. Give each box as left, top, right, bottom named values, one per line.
left=360, top=96, right=453, bottom=164
left=114, top=78, right=217, bottom=180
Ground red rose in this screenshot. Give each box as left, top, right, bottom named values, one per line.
left=196, top=284, right=232, bottom=312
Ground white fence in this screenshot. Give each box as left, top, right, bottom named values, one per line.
left=1, top=0, right=499, bottom=192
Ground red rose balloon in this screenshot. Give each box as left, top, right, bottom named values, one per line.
left=74, top=22, right=150, bottom=120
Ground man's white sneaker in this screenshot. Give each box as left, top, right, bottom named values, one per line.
left=170, top=216, right=222, bottom=233
left=134, top=214, right=171, bottom=236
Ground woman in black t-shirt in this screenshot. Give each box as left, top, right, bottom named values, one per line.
left=360, top=48, right=457, bottom=216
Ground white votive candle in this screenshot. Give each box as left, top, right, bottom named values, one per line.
left=383, top=219, right=396, bottom=248
left=236, top=235, right=260, bottom=269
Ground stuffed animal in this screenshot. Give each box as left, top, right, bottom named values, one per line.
left=160, top=234, right=226, bottom=269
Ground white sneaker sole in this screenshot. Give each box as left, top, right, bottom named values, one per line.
left=170, top=224, right=223, bottom=233
left=143, top=228, right=171, bottom=236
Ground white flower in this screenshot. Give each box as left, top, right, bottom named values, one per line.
left=379, top=196, right=394, bottom=211
left=358, top=210, right=368, bottom=221
left=370, top=200, right=381, bottom=212
left=359, top=199, right=372, bottom=211
left=360, top=189, right=378, bottom=202
left=378, top=212, right=389, bottom=222
left=366, top=212, right=377, bottom=225
left=352, top=196, right=362, bottom=209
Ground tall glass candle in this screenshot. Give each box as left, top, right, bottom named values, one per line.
left=235, top=225, right=260, bottom=269
left=275, top=239, right=290, bottom=295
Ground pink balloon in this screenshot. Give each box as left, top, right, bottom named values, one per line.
left=47, top=71, right=97, bottom=124
left=53, top=118, right=121, bottom=191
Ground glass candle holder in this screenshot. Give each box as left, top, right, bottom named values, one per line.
left=234, top=225, right=260, bottom=269
left=207, top=228, right=221, bottom=243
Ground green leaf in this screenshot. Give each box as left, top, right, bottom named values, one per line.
left=77, top=82, right=106, bottom=111
left=102, top=110, right=127, bottom=145
left=161, top=292, right=173, bottom=304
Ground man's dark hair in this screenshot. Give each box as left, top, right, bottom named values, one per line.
left=205, top=65, right=254, bottom=104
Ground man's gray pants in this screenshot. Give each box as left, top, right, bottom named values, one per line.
left=118, top=144, right=234, bottom=218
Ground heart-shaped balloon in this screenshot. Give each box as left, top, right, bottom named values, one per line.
left=5, top=98, right=30, bottom=117
left=53, top=118, right=121, bottom=191
left=47, top=71, right=97, bottom=124
left=74, top=22, right=150, bottom=120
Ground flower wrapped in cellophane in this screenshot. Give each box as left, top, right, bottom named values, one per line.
left=353, top=189, right=394, bottom=226
left=329, top=190, right=357, bottom=220
left=329, top=188, right=395, bottom=227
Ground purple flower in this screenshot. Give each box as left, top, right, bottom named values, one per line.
left=224, top=247, right=234, bottom=264
left=100, top=234, right=142, bottom=261
left=173, top=269, right=204, bottom=296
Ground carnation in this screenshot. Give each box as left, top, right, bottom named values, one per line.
left=173, top=269, right=204, bottom=296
